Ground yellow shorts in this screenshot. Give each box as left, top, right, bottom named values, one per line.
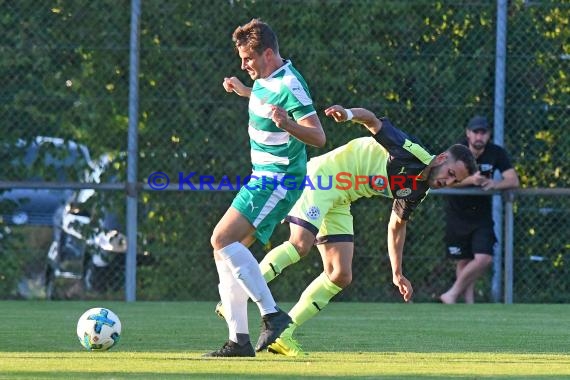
left=287, top=160, right=354, bottom=242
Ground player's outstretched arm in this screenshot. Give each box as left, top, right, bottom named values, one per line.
left=387, top=210, right=413, bottom=302
left=324, top=105, right=383, bottom=135
left=222, top=76, right=252, bottom=98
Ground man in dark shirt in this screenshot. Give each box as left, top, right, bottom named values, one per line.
left=440, top=115, right=519, bottom=304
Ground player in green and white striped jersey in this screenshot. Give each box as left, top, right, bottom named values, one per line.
left=247, top=61, right=317, bottom=179
left=205, top=18, right=325, bottom=358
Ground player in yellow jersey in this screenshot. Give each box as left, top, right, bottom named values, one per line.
left=257, top=104, right=477, bottom=356
left=216, top=104, right=477, bottom=355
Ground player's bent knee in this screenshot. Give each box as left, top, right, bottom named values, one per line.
left=289, top=239, right=312, bottom=258
left=210, top=231, right=230, bottom=252
left=329, top=272, right=352, bottom=288
left=210, top=233, right=220, bottom=251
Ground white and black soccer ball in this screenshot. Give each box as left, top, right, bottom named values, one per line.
left=76, top=307, right=122, bottom=351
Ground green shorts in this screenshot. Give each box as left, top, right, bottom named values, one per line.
left=287, top=161, right=354, bottom=242
left=232, top=176, right=302, bottom=244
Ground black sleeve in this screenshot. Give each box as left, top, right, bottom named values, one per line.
left=373, top=118, right=432, bottom=166
left=373, top=118, right=415, bottom=156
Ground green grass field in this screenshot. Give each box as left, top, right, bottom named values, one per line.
left=0, top=301, right=569, bottom=379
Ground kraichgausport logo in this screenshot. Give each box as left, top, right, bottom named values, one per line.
left=146, top=171, right=421, bottom=193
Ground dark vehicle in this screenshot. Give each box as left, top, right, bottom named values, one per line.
left=0, top=137, right=151, bottom=299
left=0, top=136, right=100, bottom=226
left=0, top=136, right=132, bottom=299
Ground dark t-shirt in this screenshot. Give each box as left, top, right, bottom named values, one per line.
left=445, top=141, right=513, bottom=226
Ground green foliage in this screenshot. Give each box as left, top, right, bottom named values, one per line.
left=0, top=231, right=25, bottom=298
left=0, top=227, right=49, bottom=299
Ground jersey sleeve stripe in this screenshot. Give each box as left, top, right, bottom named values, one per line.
left=402, top=138, right=434, bottom=165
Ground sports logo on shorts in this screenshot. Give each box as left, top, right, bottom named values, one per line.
left=305, top=206, right=321, bottom=220
left=448, top=246, right=462, bottom=256
left=396, top=188, right=412, bottom=197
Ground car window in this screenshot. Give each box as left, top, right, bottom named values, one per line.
left=0, top=137, right=102, bottom=226
left=7, top=137, right=97, bottom=183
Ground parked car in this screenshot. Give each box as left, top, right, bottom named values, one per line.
left=1, top=137, right=152, bottom=299
left=0, top=136, right=114, bottom=299
left=0, top=136, right=101, bottom=226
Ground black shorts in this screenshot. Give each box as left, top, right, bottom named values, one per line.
left=444, top=223, right=497, bottom=260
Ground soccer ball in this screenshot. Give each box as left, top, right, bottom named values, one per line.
left=76, top=307, right=122, bottom=351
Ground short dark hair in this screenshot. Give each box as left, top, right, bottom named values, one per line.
left=232, top=18, right=279, bottom=55
left=447, top=144, right=477, bottom=175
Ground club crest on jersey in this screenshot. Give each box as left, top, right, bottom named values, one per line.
left=305, top=206, right=321, bottom=220
left=372, top=176, right=385, bottom=189
left=396, top=188, right=412, bottom=197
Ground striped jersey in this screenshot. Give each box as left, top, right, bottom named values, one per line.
left=248, top=60, right=316, bottom=179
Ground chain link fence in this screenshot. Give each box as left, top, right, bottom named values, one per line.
left=0, top=0, right=568, bottom=302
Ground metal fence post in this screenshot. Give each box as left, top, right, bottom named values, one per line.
left=491, top=0, right=508, bottom=303
left=503, top=190, right=515, bottom=304
left=125, top=0, right=141, bottom=302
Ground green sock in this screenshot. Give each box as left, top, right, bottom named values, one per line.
left=259, top=241, right=300, bottom=282
left=288, top=272, right=342, bottom=327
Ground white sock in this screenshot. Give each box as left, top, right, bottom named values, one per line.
left=216, top=242, right=278, bottom=315
left=215, top=260, right=249, bottom=343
